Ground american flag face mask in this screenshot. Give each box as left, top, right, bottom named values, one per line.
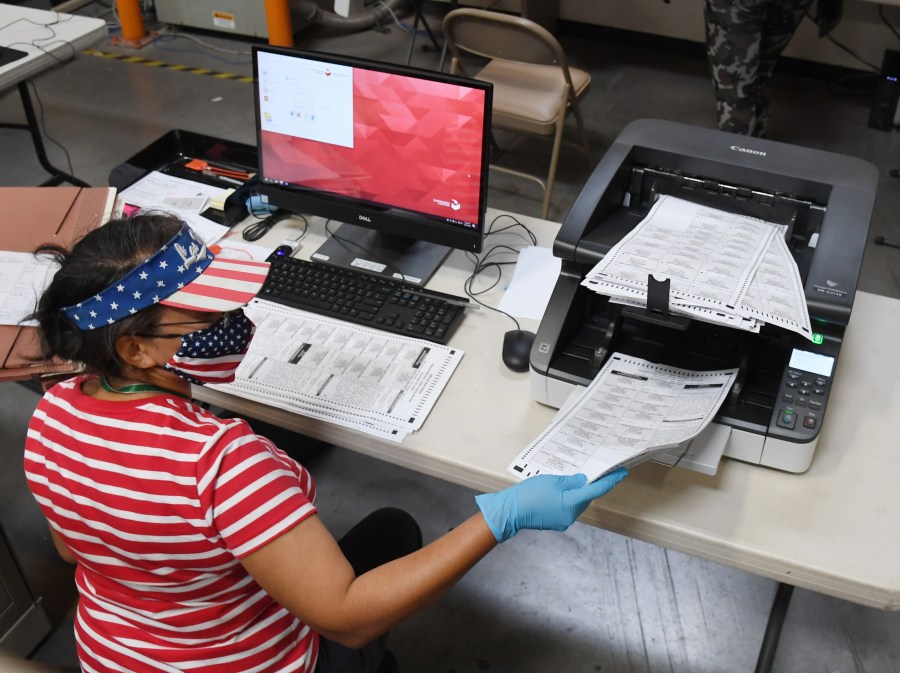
left=162, top=308, right=255, bottom=385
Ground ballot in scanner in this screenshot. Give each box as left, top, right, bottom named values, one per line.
left=530, top=119, right=877, bottom=473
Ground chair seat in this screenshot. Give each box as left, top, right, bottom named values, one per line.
left=476, top=60, right=591, bottom=135
left=442, top=6, right=593, bottom=218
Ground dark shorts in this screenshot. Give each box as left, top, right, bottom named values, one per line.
left=314, top=507, right=422, bottom=673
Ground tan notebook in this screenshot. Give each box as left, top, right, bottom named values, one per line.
left=0, top=186, right=115, bottom=382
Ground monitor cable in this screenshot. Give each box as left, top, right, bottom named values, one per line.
left=242, top=208, right=297, bottom=242
left=322, top=219, right=409, bottom=281
left=462, top=213, right=539, bottom=332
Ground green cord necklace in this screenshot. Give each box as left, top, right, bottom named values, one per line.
left=100, top=377, right=191, bottom=401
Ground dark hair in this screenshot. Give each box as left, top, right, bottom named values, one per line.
left=28, top=212, right=183, bottom=379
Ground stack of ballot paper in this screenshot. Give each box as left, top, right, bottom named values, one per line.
left=508, top=353, right=738, bottom=482
left=210, top=299, right=463, bottom=442
left=581, top=195, right=812, bottom=341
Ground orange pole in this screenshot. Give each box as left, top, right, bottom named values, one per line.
left=264, top=0, right=294, bottom=47
left=115, top=0, right=145, bottom=42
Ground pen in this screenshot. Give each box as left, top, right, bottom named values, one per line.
left=206, top=166, right=252, bottom=180
left=186, top=158, right=253, bottom=181
left=205, top=159, right=253, bottom=176
left=202, top=170, right=243, bottom=186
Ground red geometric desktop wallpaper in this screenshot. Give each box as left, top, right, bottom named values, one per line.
left=260, top=69, right=488, bottom=226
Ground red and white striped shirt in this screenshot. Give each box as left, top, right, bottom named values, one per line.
left=24, top=375, right=319, bottom=672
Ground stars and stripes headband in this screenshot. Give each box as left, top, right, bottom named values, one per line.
left=60, top=223, right=270, bottom=331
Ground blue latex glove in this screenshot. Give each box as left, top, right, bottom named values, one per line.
left=475, top=468, right=628, bottom=543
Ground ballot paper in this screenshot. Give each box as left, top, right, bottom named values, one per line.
left=581, top=195, right=811, bottom=340
left=210, top=299, right=464, bottom=442
left=508, top=353, right=737, bottom=482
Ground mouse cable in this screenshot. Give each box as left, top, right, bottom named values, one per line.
left=463, top=243, right=525, bottom=332
left=485, top=213, right=538, bottom=246
left=462, top=213, right=540, bottom=330
left=284, top=213, right=309, bottom=243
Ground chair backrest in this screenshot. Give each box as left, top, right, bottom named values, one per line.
left=442, top=8, right=568, bottom=71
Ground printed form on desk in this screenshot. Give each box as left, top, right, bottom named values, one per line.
left=115, top=171, right=232, bottom=245
left=210, top=299, right=463, bottom=441
left=0, top=251, right=56, bottom=326
left=509, top=354, right=737, bottom=482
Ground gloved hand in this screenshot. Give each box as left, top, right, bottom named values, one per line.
left=475, top=468, right=628, bottom=543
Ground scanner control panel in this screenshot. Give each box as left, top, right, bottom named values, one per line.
left=771, top=347, right=835, bottom=443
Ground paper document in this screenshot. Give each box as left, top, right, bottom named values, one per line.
left=0, top=252, right=57, bottom=326
left=211, top=299, right=464, bottom=441
left=508, top=353, right=737, bottom=482
left=497, top=246, right=561, bottom=320
left=581, top=195, right=811, bottom=340
left=115, top=171, right=230, bottom=244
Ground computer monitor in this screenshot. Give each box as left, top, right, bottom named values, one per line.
left=252, top=45, right=493, bottom=286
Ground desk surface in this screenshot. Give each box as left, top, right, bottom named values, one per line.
left=194, top=208, right=900, bottom=611
left=0, top=4, right=107, bottom=91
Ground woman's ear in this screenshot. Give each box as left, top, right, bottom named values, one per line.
left=115, top=335, right=159, bottom=370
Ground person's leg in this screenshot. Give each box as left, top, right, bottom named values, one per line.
left=314, top=637, right=395, bottom=673
left=314, top=508, right=422, bottom=673
left=704, top=0, right=769, bottom=135
left=753, top=0, right=816, bottom=135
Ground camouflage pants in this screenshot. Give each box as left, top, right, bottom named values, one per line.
left=704, top=0, right=815, bottom=136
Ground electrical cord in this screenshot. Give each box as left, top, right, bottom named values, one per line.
left=792, top=9, right=883, bottom=99
left=150, top=31, right=253, bottom=64
left=28, top=80, right=79, bottom=181
left=0, top=13, right=78, bottom=66
left=322, top=219, right=409, bottom=280
left=879, top=3, right=900, bottom=44
left=822, top=32, right=881, bottom=73
left=242, top=209, right=297, bottom=242
left=462, top=213, right=539, bottom=332
left=0, top=12, right=97, bottom=184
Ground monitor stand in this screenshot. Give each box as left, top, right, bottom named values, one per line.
left=310, top=222, right=451, bottom=287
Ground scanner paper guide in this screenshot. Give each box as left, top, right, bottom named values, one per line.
left=508, top=353, right=738, bottom=482
left=210, top=299, right=463, bottom=442
left=581, top=195, right=812, bottom=340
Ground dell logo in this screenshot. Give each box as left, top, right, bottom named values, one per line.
left=731, top=145, right=767, bottom=157
left=359, top=215, right=371, bottom=223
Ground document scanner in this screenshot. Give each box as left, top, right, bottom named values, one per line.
left=531, top=119, right=877, bottom=473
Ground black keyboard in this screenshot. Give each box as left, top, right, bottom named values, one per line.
left=259, top=257, right=468, bottom=345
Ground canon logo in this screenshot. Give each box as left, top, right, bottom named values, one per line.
left=358, top=215, right=372, bottom=223
left=730, top=145, right=767, bottom=157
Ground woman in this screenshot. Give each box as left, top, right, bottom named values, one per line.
left=24, top=212, right=627, bottom=673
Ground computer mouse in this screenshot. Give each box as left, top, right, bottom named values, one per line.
left=502, top=329, right=536, bottom=373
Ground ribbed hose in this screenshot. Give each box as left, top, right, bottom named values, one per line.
left=292, top=0, right=409, bottom=32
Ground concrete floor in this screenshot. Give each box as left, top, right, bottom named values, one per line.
left=1, top=2, right=899, bottom=671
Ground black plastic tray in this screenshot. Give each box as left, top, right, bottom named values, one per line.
left=108, top=129, right=258, bottom=193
